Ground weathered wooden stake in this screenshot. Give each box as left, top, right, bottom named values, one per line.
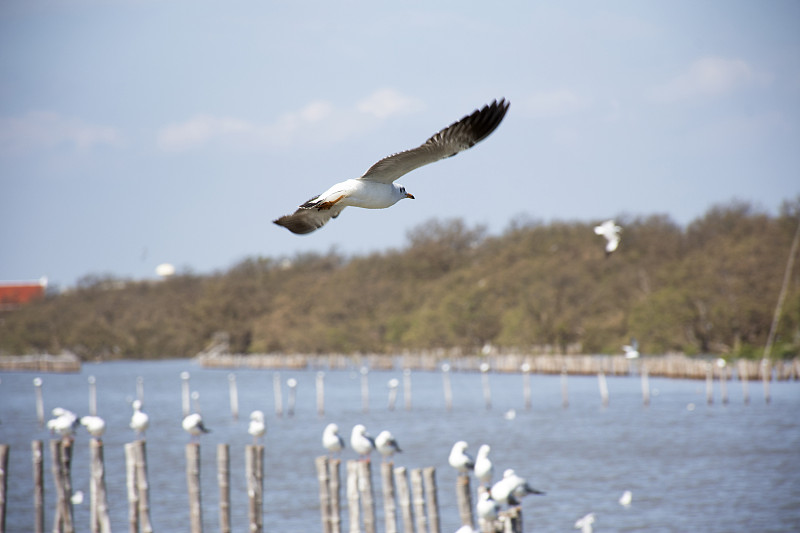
left=328, top=458, right=342, bottom=533
left=403, top=369, right=412, bottom=411
left=739, top=360, right=750, bottom=404
left=124, top=443, right=139, bottom=533
left=410, top=468, right=427, bottom=533
left=521, top=363, right=532, bottom=410
left=34, top=377, right=44, bottom=428
left=134, top=440, right=153, bottom=533
left=273, top=373, right=283, bottom=418
left=346, top=461, right=360, bottom=533
left=317, top=371, right=326, bottom=417
left=423, top=467, right=440, bottom=533
left=641, top=365, right=650, bottom=406
left=705, top=365, right=714, bottom=405
left=502, top=506, right=523, bottom=533
left=442, top=364, right=453, bottom=412
left=181, top=372, right=191, bottom=417
left=381, top=461, right=397, bottom=533
left=246, top=444, right=264, bottom=533
left=761, top=359, right=771, bottom=404
left=88, top=376, right=97, bottom=416
left=719, top=364, right=729, bottom=405
left=387, top=379, right=399, bottom=411
left=218, top=444, right=231, bottom=533
left=228, top=374, right=239, bottom=421
left=598, top=372, right=609, bottom=407
left=455, top=474, right=473, bottom=529
left=0, top=444, right=8, bottom=533
left=316, top=456, right=333, bottom=533
left=89, top=439, right=112, bottom=533
left=360, top=367, right=370, bottom=413
left=186, top=443, right=203, bottom=533
left=136, top=376, right=144, bottom=404
left=287, top=378, right=298, bottom=417
left=50, top=439, right=74, bottom=533
left=357, top=460, right=376, bottom=533
left=561, top=368, right=569, bottom=408
left=32, top=440, right=44, bottom=533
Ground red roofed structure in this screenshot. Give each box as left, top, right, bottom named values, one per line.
left=0, top=278, right=48, bottom=311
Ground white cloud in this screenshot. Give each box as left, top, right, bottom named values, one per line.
left=0, top=111, right=121, bottom=155
left=156, top=88, right=424, bottom=152
left=650, top=56, right=765, bottom=102
left=522, top=89, right=591, bottom=118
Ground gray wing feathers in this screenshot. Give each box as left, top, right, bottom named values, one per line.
left=359, top=98, right=510, bottom=184
left=274, top=205, right=345, bottom=234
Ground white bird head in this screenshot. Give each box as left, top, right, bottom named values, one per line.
left=250, top=410, right=265, bottom=422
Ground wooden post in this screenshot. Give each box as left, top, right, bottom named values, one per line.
left=328, top=459, right=342, bottom=533
left=480, top=363, right=492, bottom=410
left=719, top=363, right=729, bottom=405
left=246, top=444, right=264, bottom=533
left=393, top=467, right=414, bottom=533
left=34, top=377, right=44, bottom=428
left=186, top=443, right=203, bottom=533
left=316, top=456, right=332, bottom=533
left=410, top=468, right=427, bottom=533
left=560, top=368, right=569, bottom=408
left=739, top=359, right=750, bottom=404
left=287, top=378, right=298, bottom=417
left=32, top=440, right=45, bottom=533
left=136, top=376, right=145, bottom=403
left=89, top=439, right=112, bottom=533
left=381, top=462, right=397, bottom=533
left=218, top=444, right=231, bottom=533
left=387, top=379, right=399, bottom=411
left=228, top=374, right=239, bottom=421
left=455, top=474, right=473, bottom=529
left=442, top=364, right=453, bottom=412
left=360, top=367, right=370, bottom=413
left=316, top=372, right=326, bottom=417
left=521, top=364, right=532, bottom=410
left=346, top=461, right=360, bottom=533
left=403, top=369, right=412, bottom=411
left=134, top=441, right=153, bottom=533
left=761, top=359, right=771, bottom=404
left=502, top=506, right=522, bottom=533
left=422, top=467, right=440, bottom=533
left=598, top=372, right=609, bottom=407
left=124, top=443, right=139, bottom=533
left=0, top=444, right=8, bottom=533
left=705, top=364, right=714, bottom=405
left=641, top=365, right=650, bottom=406
left=51, top=439, right=75, bottom=533
left=88, top=375, right=97, bottom=416
left=181, top=372, right=191, bottom=417
left=273, top=373, right=283, bottom=418
left=357, top=460, right=376, bottom=533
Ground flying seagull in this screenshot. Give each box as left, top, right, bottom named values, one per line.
left=594, top=219, right=622, bottom=256
left=274, top=99, right=510, bottom=234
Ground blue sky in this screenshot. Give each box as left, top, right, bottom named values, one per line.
left=2, top=1, right=799, bottom=289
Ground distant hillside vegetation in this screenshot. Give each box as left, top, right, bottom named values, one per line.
left=2, top=200, right=799, bottom=360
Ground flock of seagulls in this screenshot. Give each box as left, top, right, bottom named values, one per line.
left=321, top=423, right=404, bottom=462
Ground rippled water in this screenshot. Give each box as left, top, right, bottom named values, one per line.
left=1, top=359, right=799, bottom=532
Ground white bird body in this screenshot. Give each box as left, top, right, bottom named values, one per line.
left=375, top=430, right=402, bottom=459
left=182, top=413, right=210, bottom=437
left=491, top=469, right=544, bottom=506
left=575, top=512, right=595, bottom=533
left=350, top=424, right=376, bottom=457
left=274, top=99, right=510, bottom=235
left=476, top=490, right=499, bottom=521
left=130, top=400, right=149, bottom=437
left=619, top=490, right=633, bottom=507
left=448, top=441, right=475, bottom=474
left=594, top=219, right=622, bottom=256
left=323, top=423, right=345, bottom=454
left=47, top=408, right=78, bottom=438
left=248, top=410, right=266, bottom=442
left=623, top=338, right=640, bottom=359
left=80, top=415, right=106, bottom=438
left=474, top=444, right=493, bottom=484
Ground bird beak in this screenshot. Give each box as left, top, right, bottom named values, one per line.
left=406, top=193, right=415, bottom=199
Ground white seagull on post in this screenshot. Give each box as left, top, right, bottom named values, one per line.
left=274, top=99, right=510, bottom=234
left=130, top=400, right=149, bottom=438
left=350, top=424, right=376, bottom=460
left=375, top=430, right=402, bottom=460
left=474, top=444, right=494, bottom=485
left=248, top=410, right=266, bottom=444
left=448, top=441, right=475, bottom=475
left=182, top=413, right=210, bottom=440
left=80, top=415, right=106, bottom=439
left=594, top=219, right=622, bottom=256
left=323, top=423, right=345, bottom=455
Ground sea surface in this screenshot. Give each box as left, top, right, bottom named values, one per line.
left=1, top=359, right=799, bottom=532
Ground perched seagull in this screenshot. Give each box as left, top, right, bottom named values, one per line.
left=575, top=512, right=596, bottom=533
left=47, top=408, right=79, bottom=439
left=491, top=469, right=545, bottom=506
left=623, top=338, right=640, bottom=359
left=375, top=430, right=402, bottom=460
left=476, top=490, right=500, bottom=522
left=182, top=413, right=210, bottom=440
left=594, top=219, right=622, bottom=256
left=350, top=424, right=376, bottom=459
left=448, top=441, right=475, bottom=475
left=274, top=99, right=510, bottom=234
left=80, top=415, right=106, bottom=439
left=322, top=423, right=345, bottom=455
left=130, top=400, right=149, bottom=438
left=474, top=444, right=494, bottom=485
left=619, top=490, right=633, bottom=507
left=71, top=490, right=84, bottom=505
left=248, top=410, right=266, bottom=444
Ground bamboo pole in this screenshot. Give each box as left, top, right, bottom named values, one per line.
left=316, top=456, right=332, bottom=533
left=134, top=440, right=153, bottom=533
left=761, top=359, right=771, bottom=404
left=387, top=379, right=399, bottom=411
left=50, top=439, right=74, bottom=533
left=34, top=378, right=44, bottom=428
left=381, top=462, right=397, bottom=533
left=124, top=443, right=139, bottom=533
left=442, top=364, right=453, bottom=412
left=32, top=440, right=44, bottom=533
left=228, top=374, right=239, bottom=421
left=246, top=444, right=264, bottom=533
left=218, top=444, right=231, bottom=533
left=186, top=443, right=203, bottom=533
left=410, top=468, right=427, bottom=533
left=328, top=459, right=342, bottom=533
left=560, top=369, right=569, bottom=408
left=502, top=506, right=522, bottom=533
left=88, top=376, right=97, bottom=416
left=287, top=378, right=298, bottom=417
left=455, top=474, right=473, bottom=529
left=357, top=460, right=376, bottom=533
left=317, top=372, right=326, bottom=417
left=394, top=467, right=414, bottom=533
left=641, top=364, right=650, bottom=406
left=89, top=439, right=111, bottom=533
left=739, top=360, right=750, bottom=404
left=597, top=372, right=609, bottom=407
left=273, top=373, right=283, bottom=418
left=181, top=372, right=191, bottom=417
left=422, top=467, right=440, bottom=533
left=521, top=363, right=532, bottom=410
left=705, top=365, right=714, bottom=405
left=0, top=444, right=8, bottom=533
left=346, top=461, right=360, bottom=533
left=480, top=363, right=492, bottom=410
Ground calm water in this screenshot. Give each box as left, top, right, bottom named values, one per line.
left=1, top=359, right=799, bottom=533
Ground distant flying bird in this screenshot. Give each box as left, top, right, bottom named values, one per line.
left=474, top=444, right=494, bottom=485
left=575, top=512, right=596, bottom=533
left=594, top=219, right=622, bottom=256
left=623, top=338, right=640, bottom=359
left=448, top=441, right=475, bottom=475
left=80, top=415, right=106, bottom=439
left=274, top=99, right=510, bottom=235
left=350, top=424, right=376, bottom=459
left=322, top=423, right=345, bottom=455
left=130, top=400, right=149, bottom=438
left=375, top=430, right=402, bottom=460
left=182, top=413, right=210, bottom=439
left=248, top=410, right=266, bottom=443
